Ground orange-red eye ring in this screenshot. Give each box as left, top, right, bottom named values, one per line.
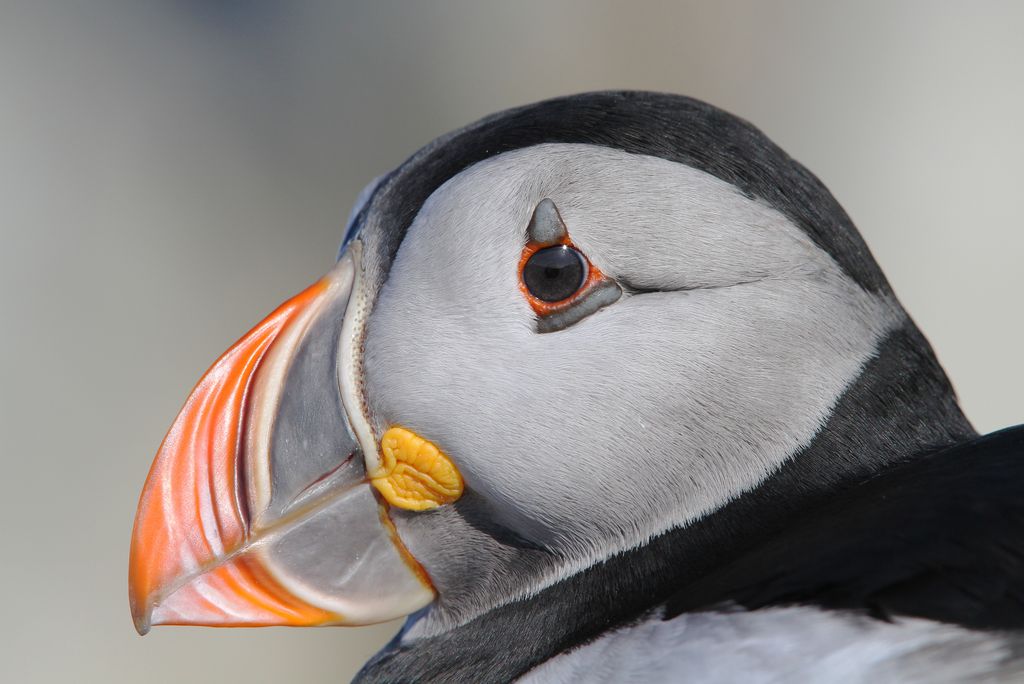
left=518, top=237, right=610, bottom=317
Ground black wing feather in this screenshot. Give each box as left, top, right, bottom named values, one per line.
left=664, top=425, right=1024, bottom=629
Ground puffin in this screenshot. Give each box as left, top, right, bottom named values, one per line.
left=129, top=91, right=1024, bottom=682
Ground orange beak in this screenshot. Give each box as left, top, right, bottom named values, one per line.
left=129, top=249, right=434, bottom=634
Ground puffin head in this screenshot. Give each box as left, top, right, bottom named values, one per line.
left=129, top=92, right=972, bottom=675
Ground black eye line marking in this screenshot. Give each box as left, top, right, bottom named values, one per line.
left=618, top=279, right=663, bottom=296
left=618, top=273, right=775, bottom=298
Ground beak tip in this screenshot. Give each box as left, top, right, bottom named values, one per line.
left=131, top=606, right=152, bottom=636
left=128, top=551, right=153, bottom=636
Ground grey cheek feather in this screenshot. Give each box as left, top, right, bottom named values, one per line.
left=361, top=143, right=905, bottom=630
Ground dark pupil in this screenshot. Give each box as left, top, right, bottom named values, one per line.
left=523, top=246, right=585, bottom=302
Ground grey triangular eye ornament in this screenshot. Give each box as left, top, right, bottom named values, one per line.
left=519, top=198, right=622, bottom=333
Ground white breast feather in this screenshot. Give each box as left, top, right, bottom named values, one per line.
left=518, top=606, right=1022, bottom=683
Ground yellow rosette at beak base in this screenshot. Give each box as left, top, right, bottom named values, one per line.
left=371, top=427, right=464, bottom=511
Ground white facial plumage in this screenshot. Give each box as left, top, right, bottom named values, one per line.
left=362, top=143, right=902, bottom=623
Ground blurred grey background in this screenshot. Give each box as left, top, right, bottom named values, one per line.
left=2, top=1, right=1022, bottom=682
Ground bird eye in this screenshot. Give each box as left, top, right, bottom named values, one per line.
left=517, top=200, right=622, bottom=332
left=522, top=245, right=587, bottom=302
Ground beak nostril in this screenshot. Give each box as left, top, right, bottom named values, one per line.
left=280, top=450, right=365, bottom=515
